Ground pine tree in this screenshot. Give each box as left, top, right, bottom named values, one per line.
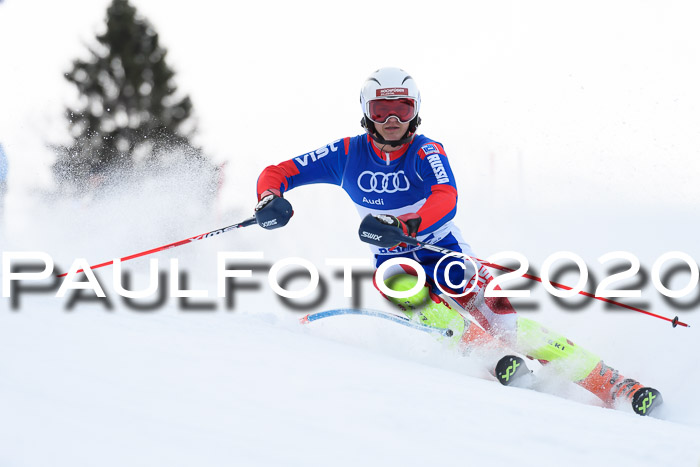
left=53, top=0, right=214, bottom=195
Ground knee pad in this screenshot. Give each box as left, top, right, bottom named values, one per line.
left=382, top=274, right=466, bottom=339
left=383, top=273, right=430, bottom=309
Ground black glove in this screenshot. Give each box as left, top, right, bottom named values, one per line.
left=358, top=214, right=422, bottom=249
left=255, top=189, right=293, bottom=230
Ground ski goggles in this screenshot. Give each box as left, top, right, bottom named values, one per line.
left=366, top=98, right=417, bottom=124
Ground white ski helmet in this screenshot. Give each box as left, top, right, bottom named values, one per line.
left=360, top=67, right=421, bottom=145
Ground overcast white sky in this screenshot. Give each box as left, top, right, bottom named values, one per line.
left=1, top=0, right=699, bottom=219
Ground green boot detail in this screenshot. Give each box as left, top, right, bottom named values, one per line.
left=384, top=274, right=466, bottom=344
left=515, top=317, right=600, bottom=381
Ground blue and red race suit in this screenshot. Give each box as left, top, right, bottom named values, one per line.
left=257, top=132, right=516, bottom=331
left=257, top=134, right=464, bottom=254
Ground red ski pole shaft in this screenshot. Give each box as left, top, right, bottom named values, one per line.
left=481, top=260, right=690, bottom=328
left=410, top=239, right=690, bottom=329
left=56, top=216, right=257, bottom=278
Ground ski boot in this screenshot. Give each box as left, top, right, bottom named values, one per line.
left=577, top=360, right=663, bottom=416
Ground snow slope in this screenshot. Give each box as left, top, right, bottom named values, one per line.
left=1, top=179, right=700, bottom=467
left=1, top=300, right=699, bottom=467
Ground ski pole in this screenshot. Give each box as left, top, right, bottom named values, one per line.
left=400, top=237, right=689, bottom=328
left=56, top=216, right=257, bottom=278
left=359, top=214, right=689, bottom=327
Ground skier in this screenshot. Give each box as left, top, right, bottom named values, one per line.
left=253, top=67, right=662, bottom=416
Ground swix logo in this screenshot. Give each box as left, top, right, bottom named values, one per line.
left=261, top=219, right=278, bottom=228
left=361, top=231, right=382, bottom=241
left=362, top=196, right=384, bottom=206
left=376, top=88, right=408, bottom=97
left=426, top=154, right=449, bottom=184
left=295, top=139, right=340, bottom=167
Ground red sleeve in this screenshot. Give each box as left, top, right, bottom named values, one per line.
left=415, top=184, right=458, bottom=231
left=256, top=160, right=300, bottom=200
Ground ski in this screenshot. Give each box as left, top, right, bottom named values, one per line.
left=300, top=308, right=453, bottom=337
left=631, top=387, right=663, bottom=416
left=495, top=355, right=533, bottom=387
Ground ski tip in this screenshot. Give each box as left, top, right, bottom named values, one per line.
left=299, top=315, right=310, bottom=324
left=495, top=355, right=531, bottom=387
left=632, top=387, right=663, bottom=416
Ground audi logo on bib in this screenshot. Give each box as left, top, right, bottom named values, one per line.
left=357, top=170, right=410, bottom=193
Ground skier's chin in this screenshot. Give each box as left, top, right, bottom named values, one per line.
left=382, top=133, right=404, bottom=143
